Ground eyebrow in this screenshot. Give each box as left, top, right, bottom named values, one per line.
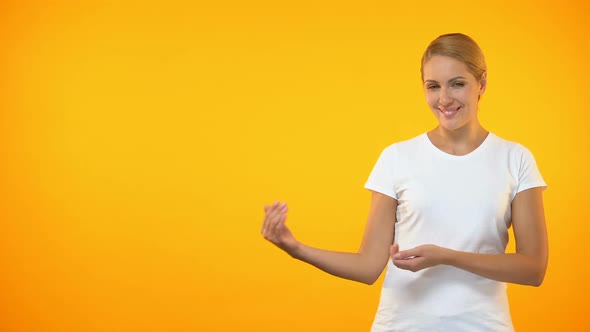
left=424, top=76, right=466, bottom=84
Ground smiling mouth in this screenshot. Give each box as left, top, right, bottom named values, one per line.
left=440, top=107, right=461, bottom=116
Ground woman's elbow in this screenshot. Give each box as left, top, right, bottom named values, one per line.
left=360, top=276, right=379, bottom=285
left=364, top=274, right=380, bottom=285
left=527, top=263, right=547, bottom=287
left=360, top=267, right=386, bottom=285
left=532, top=269, right=547, bottom=287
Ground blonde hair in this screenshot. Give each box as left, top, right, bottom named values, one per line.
left=421, top=33, right=487, bottom=82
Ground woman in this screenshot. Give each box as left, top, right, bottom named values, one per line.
left=261, top=33, right=547, bottom=332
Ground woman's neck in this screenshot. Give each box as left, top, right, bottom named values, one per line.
left=428, top=123, right=488, bottom=156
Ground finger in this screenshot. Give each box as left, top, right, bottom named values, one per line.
left=262, top=202, right=280, bottom=234
left=272, top=206, right=289, bottom=236
left=262, top=204, right=273, bottom=233
left=261, top=205, right=271, bottom=233
left=266, top=201, right=282, bottom=219
left=393, top=247, right=419, bottom=260
left=280, top=203, right=289, bottom=214
left=266, top=201, right=278, bottom=212
left=272, top=201, right=284, bottom=214
left=393, top=255, right=413, bottom=268
left=269, top=205, right=286, bottom=231
left=393, top=258, right=413, bottom=271
left=262, top=202, right=287, bottom=236
left=273, top=203, right=288, bottom=223
left=269, top=202, right=285, bottom=219
left=276, top=214, right=287, bottom=230
left=262, top=211, right=281, bottom=240
left=261, top=211, right=271, bottom=235
left=393, top=256, right=425, bottom=272
left=390, top=243, right=399, bottom=254
left=390, top=243, right=399, bottom=259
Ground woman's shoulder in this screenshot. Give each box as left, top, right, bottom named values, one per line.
left=487, top=133, right=541, bottom=168
left=488, top=133, right=533, bottom=154
left=381, top=133, right=428, bottom=154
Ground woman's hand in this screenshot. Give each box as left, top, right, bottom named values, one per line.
left=390, top=244, right=450, bottom=272
left=259, top=192, right=397, bottom=284
left=261, top=201, right=300, bottom=256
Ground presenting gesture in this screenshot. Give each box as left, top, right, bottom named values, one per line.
left=261, top=201, right=299, bottom=256
left=259, top=192, right=397, bottom=285
left=257, top=33, right=549, bottom=331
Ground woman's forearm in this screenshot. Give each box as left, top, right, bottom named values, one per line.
left=393, top=188, right=548, bottom=286
left=262, top=193, right=396, bottom=285
left=290, top=243, right=387, bottom=285
left=443, top=250, right=546, bottom=286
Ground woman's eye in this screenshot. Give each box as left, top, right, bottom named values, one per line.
left=427, top=85, right=439, bottom=90
left=453, top=82, right=465, bottom=87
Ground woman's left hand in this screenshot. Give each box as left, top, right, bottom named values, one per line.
left=391, top=244, right=451, bottom=272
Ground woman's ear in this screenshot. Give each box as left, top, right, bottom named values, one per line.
left=479, top=72, right=487, bottom=96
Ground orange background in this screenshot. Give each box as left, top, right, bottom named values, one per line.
left=1, top=1, right=589, bottom=331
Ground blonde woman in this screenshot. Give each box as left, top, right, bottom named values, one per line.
left=261, top=33, right=547, bottom=332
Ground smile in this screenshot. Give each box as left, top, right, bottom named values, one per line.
left=439, top=107, right=461, bottom=116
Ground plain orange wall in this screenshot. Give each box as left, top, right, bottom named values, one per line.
left=1, top=1, right=589, bottom=331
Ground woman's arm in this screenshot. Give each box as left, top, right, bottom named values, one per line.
left=392, top=187, right=548, bottom=286
left=261, top=191, right=397, bottom=285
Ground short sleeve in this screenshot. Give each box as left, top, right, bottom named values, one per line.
left=515, top=144, right=547, bottom=195
left=364, top=145, right=398, bottom=199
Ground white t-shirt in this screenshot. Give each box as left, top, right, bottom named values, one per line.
left=364, top=132, right=546, bottom=332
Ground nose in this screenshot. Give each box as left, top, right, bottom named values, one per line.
left=439, top=88, right=453, bottom=106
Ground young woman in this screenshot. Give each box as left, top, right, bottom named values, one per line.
left=261, top=33, right=548, bottom=332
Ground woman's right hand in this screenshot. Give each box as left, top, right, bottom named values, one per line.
left=261, top=201, right=299, bottom=256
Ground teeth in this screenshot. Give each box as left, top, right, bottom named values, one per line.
left=441, top=107, right=459, bottom=115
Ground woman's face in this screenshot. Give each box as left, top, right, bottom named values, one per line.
left=422, top=55, right=486, bottom=132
